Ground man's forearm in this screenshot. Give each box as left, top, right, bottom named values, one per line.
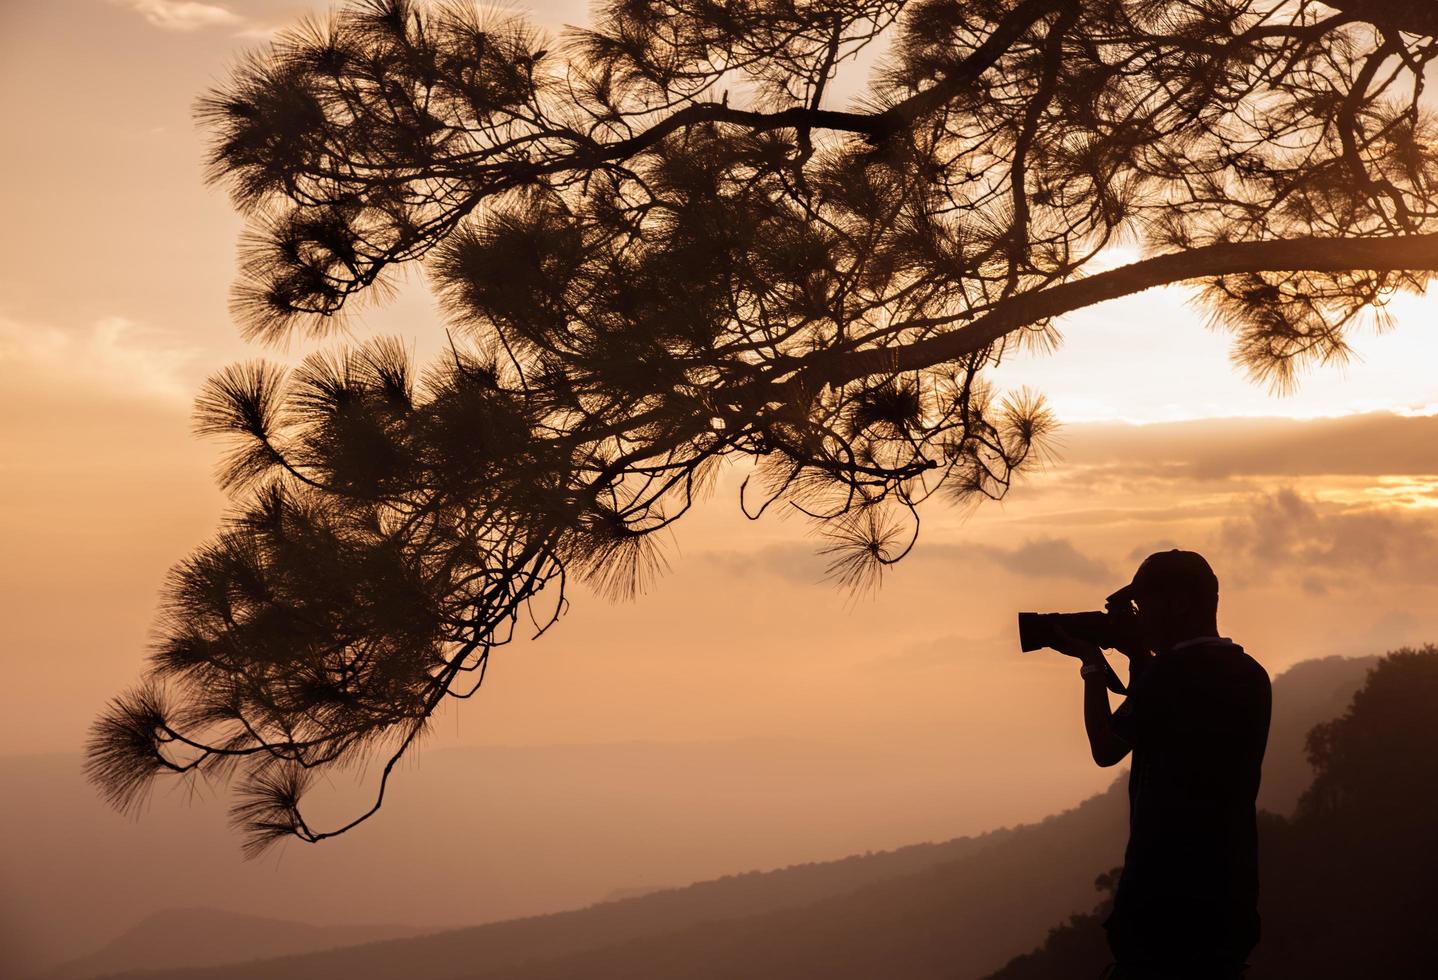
left=1082, top=666, right=1130, bottom=767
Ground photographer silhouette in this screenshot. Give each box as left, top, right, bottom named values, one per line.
left=1050, top=550, right=1271, bottom=980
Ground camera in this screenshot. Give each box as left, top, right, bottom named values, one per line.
left=1016, top=610, right=1117, bottom=653
left=1017, top=609, right=1137, bottom=695
left=1016, top=604, right=1142, bottom=655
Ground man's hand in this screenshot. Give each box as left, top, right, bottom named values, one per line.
left=1059, top=625, right=1133, bottom=768
left=1051, top=625, right=1105, bottom=665
left=1104, top=598, right=1151, bottom=661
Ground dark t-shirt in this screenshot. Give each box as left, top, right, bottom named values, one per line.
left=1105, top=638, right=1272, bottom=969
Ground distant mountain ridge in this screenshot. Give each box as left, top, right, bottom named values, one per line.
left=94, top=818, right=1035, bottom=980
left=88, top=655, right=1375, bottom=980
left=1, top=734, right=1053, bottom=977
left=45, top=908, right=422, bottom=980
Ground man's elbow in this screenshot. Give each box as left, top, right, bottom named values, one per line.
left=1091, top=743, right=1129, bottom=768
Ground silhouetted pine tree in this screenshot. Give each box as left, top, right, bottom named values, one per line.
left=90, top=0, right=1438, bottom=850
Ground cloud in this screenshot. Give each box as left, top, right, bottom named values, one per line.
left=0, top=314, right=199, bottom=405
left=699, top=534, right=1113, bottom=587
left=864, top=628, right=1019, bottom=672
left=965, top=537, right=1114, bottom=584
left=112, top=0, right=244, bottom=32
left=700, top=542, right=829, bottom=586
left=1219, top=488, right=1438, bottom=593
left=1127, top=540, right=1180, bottom=561
left=1051, top=413, right=1438, bottom=483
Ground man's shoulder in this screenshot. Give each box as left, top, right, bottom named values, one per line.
left=1223, top=643, right=1271, bottom=689
left=1164, top=641, right=1270, bottom=690
left=1148, top=642, right=1271, bottom=733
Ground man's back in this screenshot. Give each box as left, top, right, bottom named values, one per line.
left=1107, top=639, right=1272, bottom=974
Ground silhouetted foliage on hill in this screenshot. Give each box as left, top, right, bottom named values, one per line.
left=1255, top=645, right=1438, bottom=979
left=986, top=645, right=1438, bottom=980
left=975, top=910, right=1111, bottom=980
left=1257, top=654, right=1378, bottom=816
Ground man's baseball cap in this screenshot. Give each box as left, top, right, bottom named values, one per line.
left=1106, top=549, right=1219, bottom=605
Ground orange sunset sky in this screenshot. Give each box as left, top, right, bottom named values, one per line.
left=3, top=1, right=1438, bottom=971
